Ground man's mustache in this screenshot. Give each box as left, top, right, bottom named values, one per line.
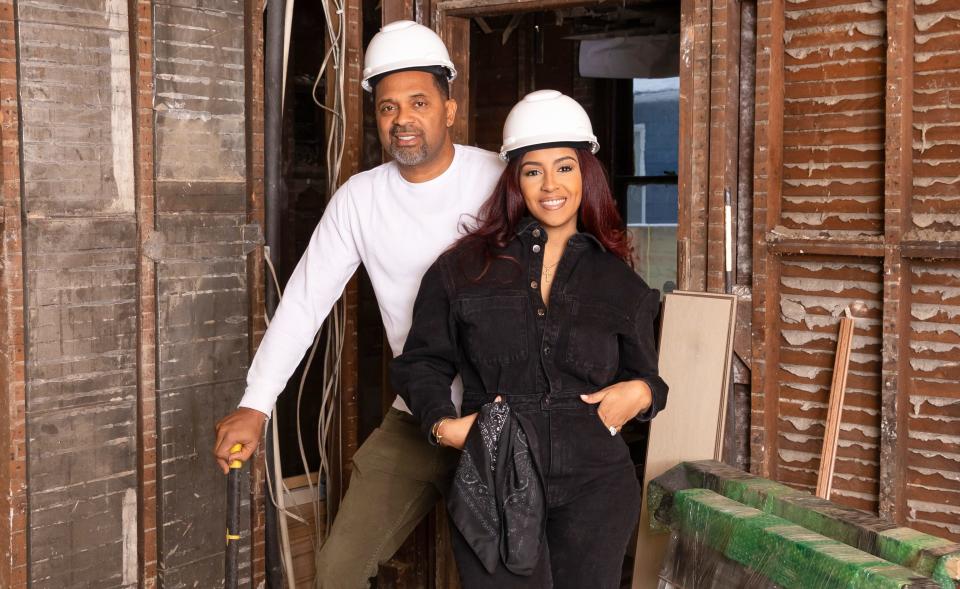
left=391, top=125, right=423, bottom=137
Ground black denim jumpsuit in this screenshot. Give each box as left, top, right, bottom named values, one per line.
left=391, top=218, right=668, bottom=589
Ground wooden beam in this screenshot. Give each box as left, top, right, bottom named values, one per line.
left=244, top=0, right=269, bottom=583
left=901, top=241, right=960, bottom=260
left=750, top=0, right=785, bottom=480
left=437, top=16, right=471, bottom=145
left=766, top=237, right=886, bottom=258
left=706, top=0, right=741, bottom=294
left=677, top=0, right=711, bottom=292
left=878, top=0, right=913, bottom=525
left=816, top=314, right=855, bottom=500
left=129, top=0, right=160, bottom=585
left=326, top=0, right=363, bottom=518
left=0, top=0, right=27, bottom=585
left=436, top=0, right=639, bottom=17
left=383, top=0, right=414, bottom=23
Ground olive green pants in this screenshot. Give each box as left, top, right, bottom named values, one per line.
left=315, top=408, right=459, bottom=589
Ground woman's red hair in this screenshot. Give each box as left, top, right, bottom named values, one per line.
left=458, top=148, right=632, bottom=273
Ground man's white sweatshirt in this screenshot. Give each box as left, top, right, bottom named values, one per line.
left=239, top=145, right=505, bottom=416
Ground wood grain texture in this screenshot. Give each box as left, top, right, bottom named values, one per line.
left=632, top=291, right=737, bottom=589
left=17, top=0, right=140, bottom=585
left=816, top=315, right=855, bottom=500
left=152, top=1, right=253, bottom=586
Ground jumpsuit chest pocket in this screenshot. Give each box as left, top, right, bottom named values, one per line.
left=563, top=300, right=626, bottom=374
left=457, top=295, right=529, bottom=366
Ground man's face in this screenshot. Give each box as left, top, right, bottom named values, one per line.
left=374, top=71, right=456, bottom=167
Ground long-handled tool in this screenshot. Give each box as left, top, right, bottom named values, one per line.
left=225, top=443, right=243, bottom=589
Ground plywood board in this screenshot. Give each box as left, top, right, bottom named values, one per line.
left=632, top=291, right=737, bottom=589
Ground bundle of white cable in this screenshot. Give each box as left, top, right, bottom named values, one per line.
left=258, top=0, right=350, bottom=585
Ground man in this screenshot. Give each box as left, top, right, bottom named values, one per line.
left=212, top=20, right=505, bottom=588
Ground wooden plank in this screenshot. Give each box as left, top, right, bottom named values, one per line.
left=0, top=0, right=28, bottom=585
left=879, top=0, right=913, bottom=525
left=130, top=0, right=159, bottom=584
left=383, top=0, right=414, bottom=23
left=323, top=0, right=362, bottom=522
left=435, top=0, right=619, bottom=17
left=438, top=16, right=470, bottom=145
left=244, top=0, right=268, bottom=584
left=901, top=241, right=960, bottom=260
left=632, top=291, right=737, bottom=589
left=676, top=0, right=711, bottom=292
left=815, top=314, right=855, bottom=500
left=766, top=237, right=886, bottom=258
left=752, top=0, right=785, bottom=481
left=706, top=0, right=741, bottom=294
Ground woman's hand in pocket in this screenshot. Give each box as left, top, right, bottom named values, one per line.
left=437, top=396, right=502, bottom=449
left=580, top=380, right=652, bottom=432
left=437, top=414, right=477, bottom=449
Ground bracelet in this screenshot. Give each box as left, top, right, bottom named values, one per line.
left=432, top=417, right=451, bottom=445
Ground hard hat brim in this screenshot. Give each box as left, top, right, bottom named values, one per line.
left=362, top=62, right=457, bottom=92
left=500, top=138, right=599, bottom=161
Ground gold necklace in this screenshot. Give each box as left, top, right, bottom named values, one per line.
left=542, top=260, right=560, bottom=282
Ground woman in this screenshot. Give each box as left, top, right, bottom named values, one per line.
left=391, top=90, right=668, bottom=588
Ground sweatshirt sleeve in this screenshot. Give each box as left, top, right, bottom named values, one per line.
left=390, top=260, right=460, bottom=442
left=619, top=288, right=668, bottom=422
left=238, top=183, right=362, bottom=416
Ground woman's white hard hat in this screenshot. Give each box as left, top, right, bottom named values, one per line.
left=499, top=90, right=599, bottom=160
left=362, top=20, right=457, bottom=92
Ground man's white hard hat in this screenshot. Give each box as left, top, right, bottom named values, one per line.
left=362, top=20, right=457, bottom=92
left=499, top=90, right=599, bottom=160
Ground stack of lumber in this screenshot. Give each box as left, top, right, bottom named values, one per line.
left=648, top=461, right=960, bottom=589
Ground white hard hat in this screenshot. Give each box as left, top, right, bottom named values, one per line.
left=499, top=90, right=599, bottom=160
left=362, top=20, right=457, bottom=92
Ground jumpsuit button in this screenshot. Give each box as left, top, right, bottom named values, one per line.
left=530, top=280, right=538, bottom=289
left=543, top=346, right=551, bottom=355
left=543, top=396, right=550, bottom=407
left=537, top=308, right=545, bottom=317
left=532, top=244, right=542, bottom=253
left=532, top=228, right=541, bottom=238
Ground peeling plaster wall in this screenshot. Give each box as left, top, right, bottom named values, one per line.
left=753, top=0, right=960, bottom=544
left=906, top=260, right=960, bottom=539
left=776, top=258, right=883, bottom=511
left=780, top=0, right=886, bottom=238
left=913, top=0, right=960, bottom=240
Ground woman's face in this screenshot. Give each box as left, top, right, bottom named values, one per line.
left=518, top=147, right=582, bottom=235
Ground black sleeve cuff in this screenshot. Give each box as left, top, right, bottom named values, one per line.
left=421, top=403, right=459, bottom=445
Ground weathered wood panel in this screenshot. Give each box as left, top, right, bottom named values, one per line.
left=153, top=0, right=252, bottom=586
left=779, top=0, right=886, bottom=238
left=775, top=257, right=882, bottom=512
left=17, top=0, right=139, bottom=586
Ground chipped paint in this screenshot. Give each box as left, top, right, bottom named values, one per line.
left=122, top=487, right=137, bottom=587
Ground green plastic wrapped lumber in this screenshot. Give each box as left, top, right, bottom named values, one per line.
left=671, top=489, right=943, bottom=589
left=649, top=461, right=960, bottom=588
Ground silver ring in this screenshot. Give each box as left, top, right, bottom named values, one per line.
left=608, top=425, right=618, bottom=436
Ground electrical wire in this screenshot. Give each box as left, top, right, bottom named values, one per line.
left=258, top=0, right=350, bottom=584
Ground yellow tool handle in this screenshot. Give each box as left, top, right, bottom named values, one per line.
left=229, top=443, right=243, bottom=469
